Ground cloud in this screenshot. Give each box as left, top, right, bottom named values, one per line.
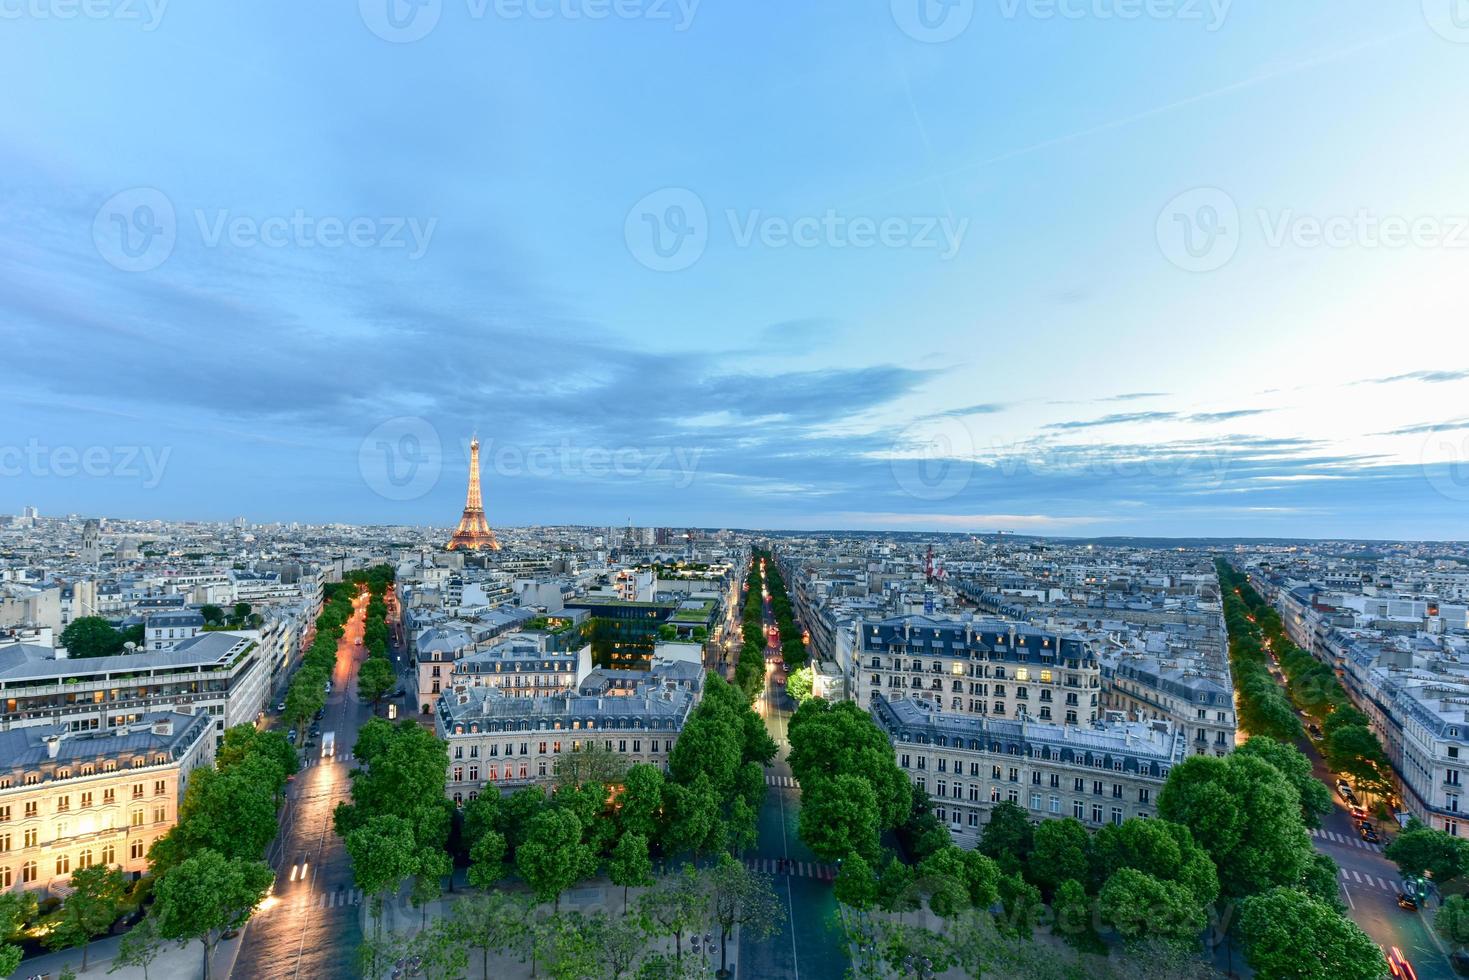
left=947, top=403, right=1008, bottom=416
left=1185, top=409, right=1274, bottom=423
left=1044, top=411, right=1179, bottom=430
left=1378, top=417, right=1469, bottom=436
left=1357, top=369, right=1469, bottom=386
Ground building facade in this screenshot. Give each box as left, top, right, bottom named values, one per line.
left=0, top=711, right=213, bottom=895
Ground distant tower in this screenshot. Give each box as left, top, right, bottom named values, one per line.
left=446, top=437, right=500, bottom=551
left=81, top=519, right=101, bottom=566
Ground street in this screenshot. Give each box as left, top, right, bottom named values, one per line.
left=737, top=575, right=847, bottom=980
left=231, top=593, right=376, bottom=980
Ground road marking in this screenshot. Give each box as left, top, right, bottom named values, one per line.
left=1351, top=870, right=1363, bottom=883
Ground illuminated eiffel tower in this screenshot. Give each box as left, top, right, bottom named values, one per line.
left=446, top=436, right=500, bottom=551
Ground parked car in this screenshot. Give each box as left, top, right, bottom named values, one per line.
left=286, top=729, right=298, bottom=743
left=1397, top=892, right=1419, bottom=911
left=1308, top=724, right=1324, bottom=739
left=277, top=700, right=287, bottom=712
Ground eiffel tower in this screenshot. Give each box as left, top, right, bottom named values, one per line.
left=446, top=436, right=500, bottom=551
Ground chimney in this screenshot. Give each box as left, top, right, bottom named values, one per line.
left=45, top=734, right=62, bottom=758
left=152, top=718, right=174, bottom=737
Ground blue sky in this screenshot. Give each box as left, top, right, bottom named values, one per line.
left=4, top=1, right=1469, bottom=538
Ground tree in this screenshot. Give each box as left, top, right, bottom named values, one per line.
left=583, top=910, right=649, bottom=980
left=1027, top=817, right=1092, bottom=895
left=638, top=864, right=705, bottom=960
left=410, top=847, right=452, bottom=927
left=1157, top=753, right=1313, bottom=898
left=152, top=850, right=274, bottom=980
left=798, top=773, right=880, bottom=862
left=978, top=801, right=1034, bottom=875
left=518, top=807, right=597, bottom=912
left=1098, top=867, right=1207, bottom=944
left=554, top=742, right=630, bottom=789
left=1089, top=818, right=1219, bottom=909
left=200, top=604, right=225, bottom=625
left=1051, top=879, right=1097, bottom=950
left=110, top=915, right=164, bottom=980
left=996, top=873, right=1043, bottom=939
left=619, top=764, right=667, bottom=842
left=610, top=832, right=655, bottom=912
left=834, top=852, right=878, bottom=911
left=409, top=919, right=469, bottom=980
left=1300, top=851, right=1345, bottom=909
left=344, top=814, right=418, bottom=942
left=0, top=892, right=33, bottom=978
left=216, top=724, right=298, bottom=784
left=1324, top=725, right=1391, bottom=794
left=450, top=891, right=532, bottom=980
left=284, top=676, right=325, bottom=733
left=786, top=666, right=815, bottom=703
left=357, top=657, right=395, bottom=706
left=1238, top=886, right=1384, bottom=980
left=1436, top=894, right=1469, bottom=951
left=1386, top=828, right=1469, bottom=884
left=59, top=616, right=126, bottom=657
left=663, top=774, right=722, bottom=859
left=1236, top=736, right=1333, bottom=828
left=708, top=854, right=783, bottom=977
left=726, top=795, right=759, bottom=856
left=45, top=864, right=126, bottom=969
left=467, top=829, right=507, bottom=889
left=879, top=920, right=956, bottom=980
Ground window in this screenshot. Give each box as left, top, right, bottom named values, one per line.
left=130, top=810, right=144, bottom=827
left=130, top=840, right=144, bottom=860
left=103, top=789, right=115, bottom=805
left=56, top=795, right=70, bottom=813
left=0, top=834, right=9, bottom=853
left=56, top=854, right=71, bottom=875
left=101, top=844, right=115, bottom=865
left=153, top=806, right=166, bottom=824
left=21, top=861, right=36, bottom=883
left=23, top=828, right=37, bottom=848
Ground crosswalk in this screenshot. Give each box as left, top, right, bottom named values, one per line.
left=742, top=857, right=836, bottom=881
left=301, top=752, right=354, bottom=769
left=1310, top=826, right=1382, bottom=853
left=1339, top=867, right=1408, bottom=895
left=766, top=774, right=800, bottom=789
left=260, top=887, right=366, bottom=913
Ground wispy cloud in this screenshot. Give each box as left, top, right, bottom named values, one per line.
left=1045, top=411, right=1178, bottom=430
left=1378, top=417, right=1469, bottom=436
left=1186, top=409, right=1274, bottom=423
left=1357, top=369, right=1469, bottom=386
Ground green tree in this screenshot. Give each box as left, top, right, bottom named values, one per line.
left=787, top=699, right=911, bottom=831
left=619, top=764, right=666, bottom=842
left=59, top=616, right=126, bottom=657
left=786, top=665, right=815, bottom=703
left=357, top=657, right=395, bottom=706
left=978, top=801, right=1034, bottom=875
left=449, top=891, right=532, bottom=980
left=879, top=920, right=956, bottom=980
left=610, top=832, right=655, bottom=912
left=1089, top=818, right=1219, bottom=908
left=1051, top=879, right=1097, bottom=950
left=467, top=829, right=507, bottom=889
left=707, top=854, right=784, bottom=978
left=996, top=873, right=1043, bottom=940
left=200, top=604, right=225, bottom=625
left=517, top=807, right=597, bottom=911
left=344, top=814, right=418, bottom=942
left=1386, top=828, right=1469, bottom=884
left=663, top=774, right=722, bottom=859
left=637, top=864, right=706, bottom=960
left=1157, top=753, right=1313, bottom=898
left=284, top=676, right=325, bottom=733
left=1236, top=736, right=1333, bottom=828
left=1098, top=867, right=1207, bottom=944
left=1324, top=725, right=1391, bottom=794
left=0, top=892, right=34, bottom=977
left=798, top=773, right=880, bottom=862
left=1238, top=886, right=1384, bottom=980
left=834, top=852, right=878, bottom=911
left=152, top=850, right=273, bottom=980
left=1027, top=817, right=1092, bottom=895
left=408, top=918, right=469, bottom=980
left=1300, top=851, right=1345, bottom=909
left=555, top=742, right=631, bottom=789
left=583, top=909, right=650, bottom=980
left=45, top=864, right=127, bottom=969
left=109, top=915, right=164, bottom=980
left=216, top=724, right=298, bottom=783
left=1436, top=894, right=1469, bottom=951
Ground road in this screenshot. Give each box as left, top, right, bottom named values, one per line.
left=232, top=593, right=375, bottom=980
left=1298, top=731, right=1456, bottom=980
left=737, top=567, right=847, bottom=980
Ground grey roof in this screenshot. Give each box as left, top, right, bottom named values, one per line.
left=146, top=610, right=204, bottom=628
left=0, top=711, right=211, bottom=777
left=0, top=632, right=256, bottom=685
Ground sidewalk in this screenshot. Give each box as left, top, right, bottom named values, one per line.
left=7, top=929, right=240, bottom=980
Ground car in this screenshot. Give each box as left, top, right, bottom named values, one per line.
left=286, top=729, right=297, bottom=743
left=309, top=724, right=321, bottom=737
left=1388, top=946, right=1419, bottom=980
left=1308, top=724, right=1324, bottom=739
left=324, top=681, right=332, bottom=693
left=1361, top=825, right=1381, bottom=844
left=277, top=701, right=287, bottom=712
left=1350, top=805, right=1369, bottom=821
left=313, top=708, right=325, bottom=721
left=1397, top=892, right=1419, bottom=911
